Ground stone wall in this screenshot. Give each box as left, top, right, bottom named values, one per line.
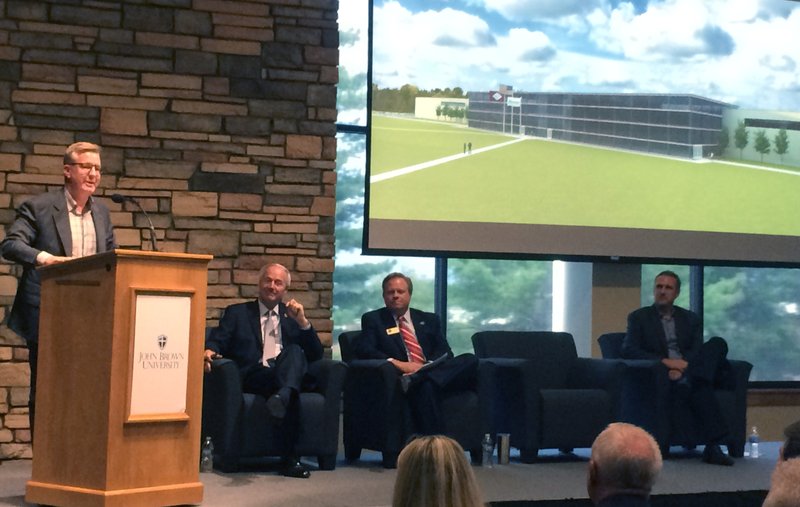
left=0, top=0, right=338, bottom=460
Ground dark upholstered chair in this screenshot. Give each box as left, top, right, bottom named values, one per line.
left=472, top=331, right=624, bottom=463
left=201, top=335, right=346, bottom=472
left=597, top=332, right=752, bottom=457
left=338, top=330, right=495, bottom=468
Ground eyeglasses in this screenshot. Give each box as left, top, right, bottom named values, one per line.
left=67, top=162, right=102, bottom=173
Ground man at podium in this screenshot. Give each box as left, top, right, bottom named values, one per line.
left=0, top=141, right=116, bottom=439
left=204, top=263, right=323, bottom=478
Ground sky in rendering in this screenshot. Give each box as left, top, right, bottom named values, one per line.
left=366, top=0, right=800, bottom=110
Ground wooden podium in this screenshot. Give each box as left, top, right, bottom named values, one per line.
left=26, top=249, right=212, bottom=507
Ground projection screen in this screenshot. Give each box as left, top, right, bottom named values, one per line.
left=365, top=0, right=800, bottom=266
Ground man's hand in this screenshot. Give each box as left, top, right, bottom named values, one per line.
left=662, top=358, right=688, bottom=372
left=203, top=349, right=221, bottom=373
left=37, top=255, right=73, bottom=266
left=285, top=298, right=310, bottom=329
left=668, top=369, right=683, bottom=381
left=388, top=358, right=423, bottom=375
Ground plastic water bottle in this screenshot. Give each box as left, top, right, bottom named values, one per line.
left=200, top=436, right=214, bottom=472
left=482, top=433, right=494, bottom=468
left=748, top=427, right=760, bottom=459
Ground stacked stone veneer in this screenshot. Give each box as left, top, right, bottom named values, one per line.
left=0, top=0, right=338, bottom=460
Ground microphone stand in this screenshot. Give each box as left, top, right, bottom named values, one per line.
left=111, top=194, right=159, bottom=251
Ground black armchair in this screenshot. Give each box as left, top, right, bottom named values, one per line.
left=201, top=353, right=346, bottom=472
left=472, top=331, right=624, bottom=463
left=338, top=330, right=494, bottom=468
left=597, top=332, right=752, bottom=457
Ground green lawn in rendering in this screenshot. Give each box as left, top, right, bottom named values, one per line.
left=369, top=115, right=800, bottom=237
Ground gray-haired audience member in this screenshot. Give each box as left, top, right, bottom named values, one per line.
left=780, top=419, right=800, bottom=461
left=588, top=423, right=663, bottom=507
left=762, top=419, right=800, bottom=507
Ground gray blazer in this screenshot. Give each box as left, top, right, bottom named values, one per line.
left=0, top=188, right=116, bottom=343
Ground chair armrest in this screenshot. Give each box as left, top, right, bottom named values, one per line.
left=308, top=358, right=347, bottom=396
left=484, top=357, right=544, bottom=441
left=476, top=359, right=497, bottom=437
left=202, top=358, right=245, bottom=471
left=570, top=358, right=625, bottom=390
left=306, top=358, right=347, bottom=457
left=205, top=358, right=244, bottom=414
left=728, top=359, right=753, bottom=390
left=483, top=357, right=528, bottom=369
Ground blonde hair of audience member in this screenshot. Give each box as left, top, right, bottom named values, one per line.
left=762, top=458, right=800, bottom=507
left=392, top=435, right=484, bottom=507
left=588, top=423, right=663, bottom=505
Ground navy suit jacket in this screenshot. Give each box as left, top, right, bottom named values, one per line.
left=0, top=188, right=116, bottom=343
left=356, top=307, right=452, bottom=362
left=206, top=300, right=323, bottom=378
left=622, top=304, right=702, bottom=363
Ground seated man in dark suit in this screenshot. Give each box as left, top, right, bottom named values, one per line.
left=355, top=272, right=478, bottom=435
left=622, top=270, right=734, bottom=466
left=203, top=263, right=323, bottom=478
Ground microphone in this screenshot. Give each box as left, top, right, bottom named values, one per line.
left=111, top=194, right=159, bottom=252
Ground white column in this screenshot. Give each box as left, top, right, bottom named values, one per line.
left=552, top=261, right=593, bottom=357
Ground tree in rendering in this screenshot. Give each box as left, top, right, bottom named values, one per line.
left=754, top=130, right=771, bottom=162
left=718, top=126, right=729, bottom=156
left=774, top=128, right=789, bottom=164
left=734, top=120, right=749, bottom=159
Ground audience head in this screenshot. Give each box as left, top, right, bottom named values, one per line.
left=588, top=423, right=663, bottom=505
left=762, top=458, right=800, bottom=507
left=392, top=435, right=484, bottom=507
left=781, top=419, right=800, bottom=461
left=382, top=272, right=413, bottom=317
left=258, top=263, right=291, bottom=309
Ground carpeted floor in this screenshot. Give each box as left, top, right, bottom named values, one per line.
left=0, top=443, right=776, bottom=506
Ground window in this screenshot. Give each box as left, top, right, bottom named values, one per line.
left=704, top=266, right=800, bottom=382
left=446, top=259, right=552, bottom=355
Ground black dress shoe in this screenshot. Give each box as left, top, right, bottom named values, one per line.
left=283, top=460, right=311, bottom=479
left=267, top=393, right=287, bottom=420
left=703, top=444, right=734, bottom=466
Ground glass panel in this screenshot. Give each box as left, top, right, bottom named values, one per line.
left=332, top=132, right=434, bottom=357
left=447, top=259, right=553, bottom=355
left=337, top=0, right=368, bottom=126
left=704, top=266, right=800, bottom=381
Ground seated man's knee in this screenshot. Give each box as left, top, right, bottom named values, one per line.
left=705, top=336, right=728, bottom=354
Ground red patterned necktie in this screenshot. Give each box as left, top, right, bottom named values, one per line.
left=398, top=316, right=425, bottom=364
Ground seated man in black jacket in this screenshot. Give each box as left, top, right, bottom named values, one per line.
left=355, top=272, right=478, bottom=435
left=622, top=270, right=733, bottom=466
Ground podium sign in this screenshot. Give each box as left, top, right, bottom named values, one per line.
left=129, top=293, right=192, bottom=420
left=26, top=250, right=212, bottom=507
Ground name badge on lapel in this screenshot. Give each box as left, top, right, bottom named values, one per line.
left=386, top=326, right=400, bottom=335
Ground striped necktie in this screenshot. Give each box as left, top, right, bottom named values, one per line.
left=398, top=316, right=425, bottom=364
